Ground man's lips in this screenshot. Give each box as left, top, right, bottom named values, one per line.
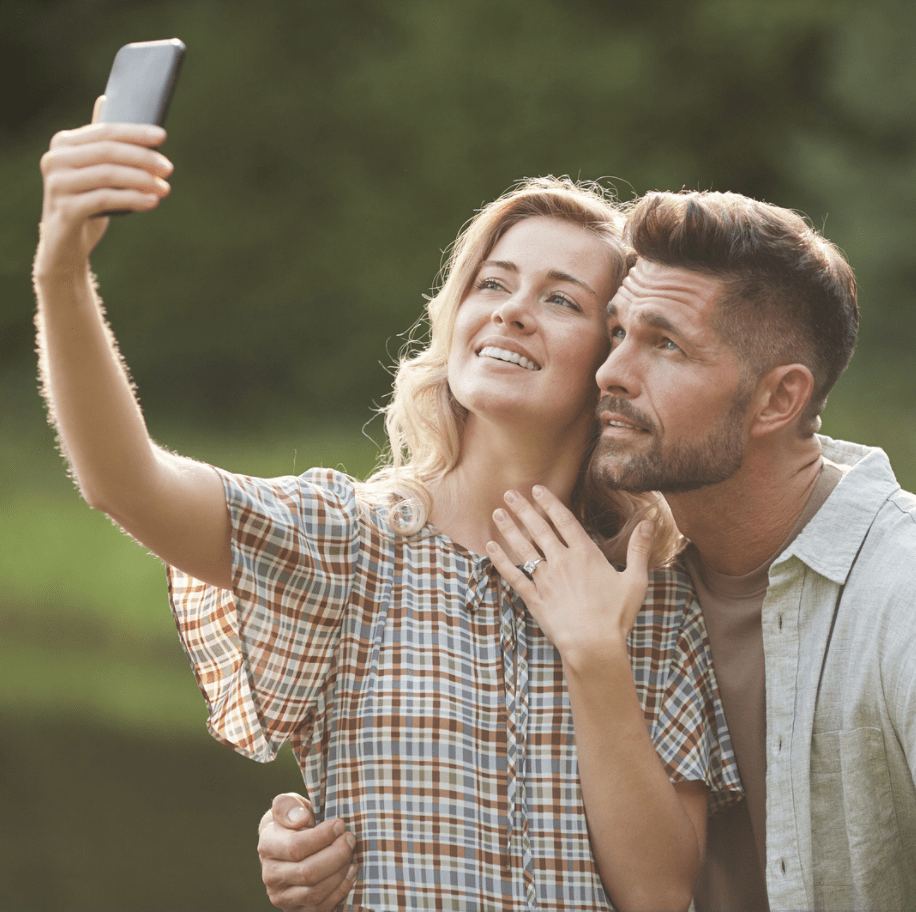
left=603, top=416, right=644, bottom=430
left=600, top=414, right=648, bottom=434
left=597, top=398, right=654, bottom=434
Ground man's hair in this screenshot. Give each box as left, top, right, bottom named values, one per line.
left=625, top=191, right=859, bottom=432
left=359, top=176, right=682, bottom=565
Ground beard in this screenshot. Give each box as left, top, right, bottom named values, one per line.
left=590, top=389, right=752, bottom=495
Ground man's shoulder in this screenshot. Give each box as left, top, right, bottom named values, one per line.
left=887, top=484, right=916, bottom=517
left=783, top=435, right=914, bottom=581
left=817, top=434, right=913, bottom=511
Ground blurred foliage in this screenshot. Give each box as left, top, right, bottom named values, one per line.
left=4, top=0, right=916, bottom=446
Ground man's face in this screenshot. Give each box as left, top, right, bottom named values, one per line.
left=591, top=259, right=753, bottom=494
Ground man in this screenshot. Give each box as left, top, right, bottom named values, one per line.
left=592, top=190, right=916, bottom=909
left=258, top=191, right=916, bottom=910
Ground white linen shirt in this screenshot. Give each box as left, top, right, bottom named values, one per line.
left=762, top=436, right=916, bottom=908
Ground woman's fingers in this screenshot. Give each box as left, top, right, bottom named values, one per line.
left=486, top=538, right=537, bottom=597
left=91, top=94, right=106, bottom=124
left=616, top=520, right=655, bottom=631
left=37, top=122, right=174, bottom=255
left=488, top=490, right=658, bottom=648
left=496, top=487, right=572, bottom=559
left=625, top=520, right=655, bottom=580
left=49, top=120, right=167, bottom=151
left=48, top=161, right=170, bottom=200
left=528, top=484, right=593, bottom=548
left=44, top=136, right=173, bottom=175
left=492, top=503, right=543, bottom=565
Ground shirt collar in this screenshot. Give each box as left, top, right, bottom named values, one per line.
left=773, top=435, right=900, bottom=585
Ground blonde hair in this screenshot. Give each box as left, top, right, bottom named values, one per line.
left=359, top=176, right=682, bottom=566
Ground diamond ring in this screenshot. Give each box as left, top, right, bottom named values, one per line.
left=520, top=558, right=544, bottom=580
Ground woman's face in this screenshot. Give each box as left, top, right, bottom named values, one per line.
left=447, top=216, right=615, bottom=441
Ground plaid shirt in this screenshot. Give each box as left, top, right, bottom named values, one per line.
left=168, top=468, right=741, bottom=911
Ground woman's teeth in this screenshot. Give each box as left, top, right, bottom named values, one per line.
left=478, top=346, right=540, bottom=371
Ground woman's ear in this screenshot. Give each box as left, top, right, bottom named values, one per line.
left=748, top=364, right=815, bottom=438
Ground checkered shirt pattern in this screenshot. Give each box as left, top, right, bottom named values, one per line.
left=168, top=468, right=742, bottom=912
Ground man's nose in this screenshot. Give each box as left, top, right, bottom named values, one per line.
left=596, top=340, right=639, bottom=397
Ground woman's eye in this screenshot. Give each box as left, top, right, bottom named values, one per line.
left=547, top=292, right=580, bottom=311
left=476, top=278, right=503, bottom=292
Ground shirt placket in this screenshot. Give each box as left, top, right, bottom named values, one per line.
left=500, top=585, right=536, bottom=909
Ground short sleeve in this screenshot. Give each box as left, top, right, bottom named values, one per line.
left=167, top=466, right=362, bottom=762
left=630, top=568, right=743, bottom=815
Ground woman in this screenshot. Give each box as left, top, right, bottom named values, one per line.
left=34, top=108, right=739, bottom=911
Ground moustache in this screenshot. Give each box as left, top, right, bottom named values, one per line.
left=596, top=396, right=656, bottom=434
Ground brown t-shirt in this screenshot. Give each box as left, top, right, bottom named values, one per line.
left=687, top=461, right=844, bottom=911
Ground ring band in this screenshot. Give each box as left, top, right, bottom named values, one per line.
left=520, top=558, right=544, bottom=580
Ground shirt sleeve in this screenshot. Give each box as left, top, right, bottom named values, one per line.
left=167, top=467, right=362, bottom=762
left=629, top=567, right=744, bottom=815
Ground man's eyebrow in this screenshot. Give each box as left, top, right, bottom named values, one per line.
left=642, top=310, right=679, bottom=334
left=478, top=260, right=599, bottom=301
left=605, top=302, right=680, bottom=335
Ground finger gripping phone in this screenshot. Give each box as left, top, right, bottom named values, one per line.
left=100, top=38, right=185, bottom=126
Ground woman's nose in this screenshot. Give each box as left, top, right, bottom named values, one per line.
left=492, top=290, right=534, bottom=330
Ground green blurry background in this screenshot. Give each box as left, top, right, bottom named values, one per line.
left=3, top=0, right=915, bottom=908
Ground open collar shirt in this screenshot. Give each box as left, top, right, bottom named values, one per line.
left=168, top=467, right=741, bottom=912
left=762, top=436, right=916, bottom=909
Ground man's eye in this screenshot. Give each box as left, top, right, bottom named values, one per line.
left=663, top=339, right=680, bottom=353
left=610, top=328, right=626, bottom=344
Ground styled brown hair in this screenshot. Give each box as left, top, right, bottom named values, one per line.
left=625, top=191, right=859, bottom=432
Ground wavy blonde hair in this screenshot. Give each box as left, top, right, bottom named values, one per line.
left=359, top=176, right=682, bottom=566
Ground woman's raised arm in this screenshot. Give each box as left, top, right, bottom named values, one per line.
left=33, top=107, right=232, bottom=589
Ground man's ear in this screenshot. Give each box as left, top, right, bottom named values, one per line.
left=748, top=364, right=815, bottom=437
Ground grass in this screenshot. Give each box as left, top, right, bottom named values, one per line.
left=1, top=412, right=379, bottom=908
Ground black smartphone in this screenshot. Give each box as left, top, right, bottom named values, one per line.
left=97, top=39, right=185, bottom=215
left=99, top=39, right=185, bottom=126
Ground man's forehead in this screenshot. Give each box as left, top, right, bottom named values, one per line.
left=609, top=259, right=724, bottom=316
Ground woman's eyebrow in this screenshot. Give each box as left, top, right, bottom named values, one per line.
left=548, top=269, right=598, bottom=300
left=478, top=260, right=598, bottom=301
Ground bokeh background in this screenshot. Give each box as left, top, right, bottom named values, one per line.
left=3, top=0, right=915, bottom=908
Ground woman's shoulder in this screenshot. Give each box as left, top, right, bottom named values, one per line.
left=212, top=465, right=366, bottom=529
left=628, top=561, right=703, bottom=649
left=645, top=561, right=697, bottom=609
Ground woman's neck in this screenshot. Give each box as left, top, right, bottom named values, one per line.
left=428, top=417, right=588, bottom=559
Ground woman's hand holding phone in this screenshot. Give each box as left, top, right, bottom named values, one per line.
left=36, top=38, right=184, bottom=277
left=35, top=115, right=172, bottom=278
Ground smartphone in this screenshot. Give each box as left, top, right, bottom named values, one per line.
left=99, top=39, right=185, bottom=126
left=97, top=39, right=185, bottom=215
